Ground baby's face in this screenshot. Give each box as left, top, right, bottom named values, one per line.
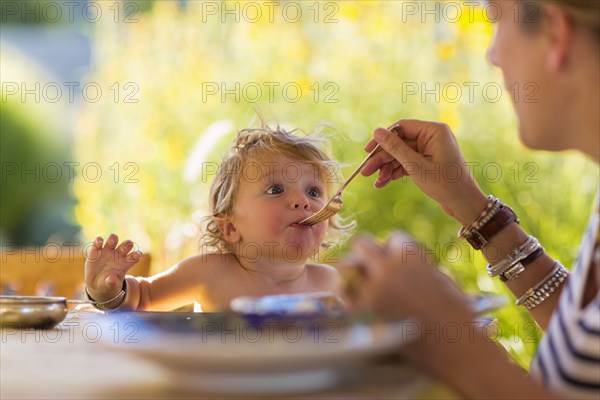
left=228, top=153, right=329, bottom=263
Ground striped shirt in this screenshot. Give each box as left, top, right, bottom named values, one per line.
left=530, top=198, right=600, bottom=399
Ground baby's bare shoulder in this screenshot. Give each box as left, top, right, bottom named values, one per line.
left=304, top=263, right=341, bottom=294
left=306, top=263, right=339, bottom=274
left=305, top=263, right=341, bottom=287
left=173, top=253, right=239, bottom=276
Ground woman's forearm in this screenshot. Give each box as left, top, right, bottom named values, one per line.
left=480, top=222, right=564, bottom=330
left=450, top=194, right=562, bottom=329
left=410, top=319, right=555, bottom=400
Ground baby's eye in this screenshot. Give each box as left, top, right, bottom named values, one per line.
left=266, top=184, right=284, bottom=195
left=307, top=187, right=321, bottom=198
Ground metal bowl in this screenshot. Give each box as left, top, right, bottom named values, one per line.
left=0, top=296, right=68, bottom=329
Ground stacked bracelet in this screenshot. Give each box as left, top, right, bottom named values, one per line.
left=487, top=236, right=542, bottom=278
left=500, top=247, right=544, bottom=282
left=516, top=262, right=568, bottom=310
left=458, top=195, right=501, bottom=241
left=458, top=196, right=519, bottom=250
left=85, top=280, right=127, bottom=310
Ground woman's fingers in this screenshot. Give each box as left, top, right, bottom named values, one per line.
left=385, top=231, right=416, bottom=252
left=362, top=148, right=397, bottom=176
left=374, top=161, right=395, bottom=186
left=351, top=236, right=388, bottom=280
left=390, top=119, right=445, bottom=140
left=362, top=131, right=421, bottom=178
left=390, top=165, right=408, bottom=181
left=338, top=254, right=368, bottom=307
left=373, top=128, right=423, bottom=167
left=364, top=138, right=378, bottom=152
left=374, top=159, right=406, bottom=187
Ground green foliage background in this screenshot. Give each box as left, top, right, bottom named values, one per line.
left=73, top=1, right=598, bottom=368
left=0, top=45, right=75, bottom=245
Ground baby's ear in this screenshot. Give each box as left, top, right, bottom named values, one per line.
left=218, top=220, right=241, bottom=243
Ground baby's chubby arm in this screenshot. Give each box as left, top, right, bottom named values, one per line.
left=121, top=253, right=228, bottom=311
left=85, top=235, right=232, bottom=311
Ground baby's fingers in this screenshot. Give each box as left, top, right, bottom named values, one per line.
left=117, top=240, right=134, bottom=256
left=93, top=236, right=104, bottom=249
left=105, top=233, right=119, bottom=250
left=86, top=236, right=104, bottom=261
left=126, top=250, right=142, bottom=263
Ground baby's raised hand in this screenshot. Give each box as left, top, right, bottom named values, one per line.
left=84, top=233, right=142, bottom=302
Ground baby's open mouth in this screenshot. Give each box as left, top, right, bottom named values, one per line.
left=290, top=220, right=311, bottom=230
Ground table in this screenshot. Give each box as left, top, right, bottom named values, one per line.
left=1, top=309, right=458, bottom=399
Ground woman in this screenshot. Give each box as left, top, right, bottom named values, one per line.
left=346, top=1, right=599, bottom=399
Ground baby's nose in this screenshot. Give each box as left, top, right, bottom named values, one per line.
left=292, top=194, right=310, bottom=210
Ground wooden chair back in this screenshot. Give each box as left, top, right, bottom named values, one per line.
left=0, top=247, right=151, bottom=299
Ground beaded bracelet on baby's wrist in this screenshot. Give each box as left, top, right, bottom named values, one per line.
left=85, top=280, right=127, bottom=310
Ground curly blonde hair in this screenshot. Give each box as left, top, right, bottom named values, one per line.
left=200, top=126, right=353, bottom=253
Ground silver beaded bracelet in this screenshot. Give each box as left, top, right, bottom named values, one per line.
left=487, top=236, right=541, bottom=278
left=85, top=280, right=127, bottom=310
left=516, top=262, right=568, bottom=310
left=458, top=196, right=501, bottom=240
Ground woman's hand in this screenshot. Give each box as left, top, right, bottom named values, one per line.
left=84, top=233, right=142, bottom=302
left=342, top=232, right=474, bottom=324
left=362, top=119, right=488, bottom=226
left=342, top=232, right=555, bottom=400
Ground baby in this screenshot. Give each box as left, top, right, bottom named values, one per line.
left=84, top=127, right=351, bottom=312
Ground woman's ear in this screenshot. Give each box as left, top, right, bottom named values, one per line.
left=219, top=219, right=241, bottom=243
left=543, top=4, right=574, bottom=73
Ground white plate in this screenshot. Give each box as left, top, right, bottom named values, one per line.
left=96, top=294, right=505, bottom=395
left=104, top=319, right=414, bottom=371
left=99, top=314, right=418, bottom=394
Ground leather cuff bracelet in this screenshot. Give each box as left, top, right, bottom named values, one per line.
left=500, top=246, right=544, bottom=282
left=459, top=198, right=519, bottom=250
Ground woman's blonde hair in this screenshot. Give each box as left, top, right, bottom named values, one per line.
left=201, top=126, right=353, bottom=253
left=522, top=1, right=600, bottom=38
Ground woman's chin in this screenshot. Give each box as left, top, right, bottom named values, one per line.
left=518, top=127, right=551, bottom=152
left=518, top=120, right=568, bottom=152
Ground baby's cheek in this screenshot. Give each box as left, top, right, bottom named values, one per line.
left=266, top=219, right=284, bottom=236
left=315, top=222, right=328, bottom=242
